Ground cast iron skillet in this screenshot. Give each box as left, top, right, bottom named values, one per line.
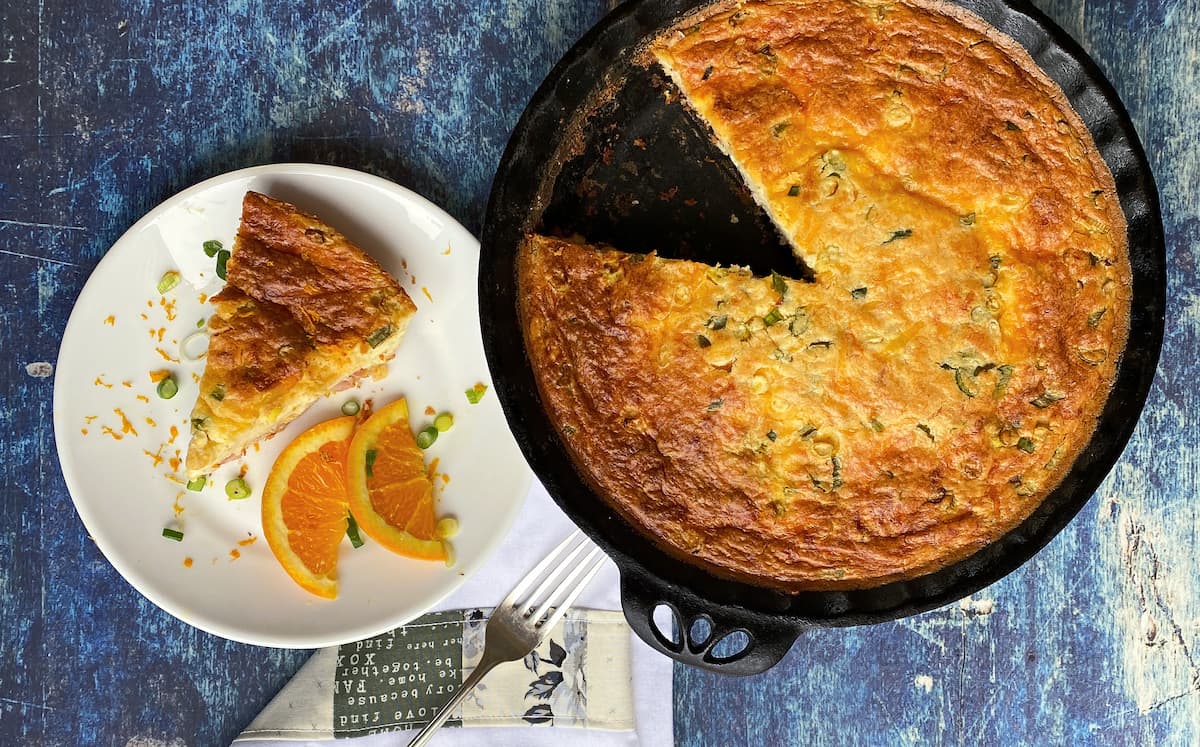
left=479, top=0, right=1165, bottom=674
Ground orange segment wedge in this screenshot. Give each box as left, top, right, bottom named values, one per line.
left=346, top=398, right=447, bottom=562
left=262, top=415, right=357, bottom=599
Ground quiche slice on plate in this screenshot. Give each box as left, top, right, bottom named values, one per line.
left=185, top=191, right=416, bottom=479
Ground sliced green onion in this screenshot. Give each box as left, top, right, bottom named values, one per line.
left=465, top=384, right=488, bottom=404
left=346, top=512, right=364, bottom=548
left=196, top=318, right=206, bottom=328
left=162, top=528, right=184, bottom=542
left=365, top=325, right=394, bottom=348
left=434, top=412, right=454, bottom=432
left=1030, top=391, right=1066, bottom=408
left=341, top=399, right=361, bottom=416
left=186, top=476, right=206, bottom=492
left=787, top=185, right=800, bottom=197
left=225, top=478, right=250, bottom=500
left=365, top=449, right=378, bottom=477
left=203, top=239, right=223, bottom=257
left=771, top=272, right=788, bottom=297
left=883, top=228, right=913, bottom=244
left=416, top=427, right=438, bottom=449
left=707, top=314, right=728, bottom=330
left=1017, top=437, right=1036, bottom=453
left=696, top=334, right=712, bottom=348
left=157, top=270, right=181, bottom=294
left=215, top=249, right=230, bottom=280
left=209, top=384, right=225, bottom=401
left=763, top=308, right=783, bottom=326
left=156, top=376, right=178, bottom=400
left=851, top=287, right=868, bottom=300
left=954, top=368, right=977, bottom=398
left=993, top=364, right=1014, bottom=398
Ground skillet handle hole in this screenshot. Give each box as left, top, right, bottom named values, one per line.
left=706, top=629, right=752, bottom=663
left=651, top=603, right=683, bottom=651
left=687, top=615, right=713, bottom=651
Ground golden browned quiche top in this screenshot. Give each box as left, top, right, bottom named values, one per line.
left=517, top=0, right=1130, bottom=590
left=186, top=192, right=416, bottom=478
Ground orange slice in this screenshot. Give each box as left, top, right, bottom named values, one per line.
left=262, top=415, right=357, bottom=599
left=346, top=398, right=447, bottom=562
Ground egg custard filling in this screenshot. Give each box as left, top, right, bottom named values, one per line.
left=518, top=0, right=1130, bottom=589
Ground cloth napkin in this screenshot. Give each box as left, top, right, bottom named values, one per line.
left=233, top=480, right=674, bottom=746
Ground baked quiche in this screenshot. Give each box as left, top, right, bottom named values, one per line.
left=517, top=0, right=1130, bottom=590
left=185, top=192, right=416, bottom=479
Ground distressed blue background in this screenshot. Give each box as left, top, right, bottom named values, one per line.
left=1, top=0, right=1196, bottom=745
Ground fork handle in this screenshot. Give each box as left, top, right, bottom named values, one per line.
left=406, top=653, right=501, bottom=747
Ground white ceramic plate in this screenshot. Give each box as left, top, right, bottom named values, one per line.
left=53, top=164, right=532, bottom=648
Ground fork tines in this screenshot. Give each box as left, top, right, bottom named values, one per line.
left=501, top=530, right=606, bottom=631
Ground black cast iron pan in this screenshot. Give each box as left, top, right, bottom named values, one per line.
left=479, top=0, right=1165, bottom=674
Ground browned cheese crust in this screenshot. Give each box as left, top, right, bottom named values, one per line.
left=186, top=192, right=417, bottom=477
left=518, top=0, right=1130, bottom=590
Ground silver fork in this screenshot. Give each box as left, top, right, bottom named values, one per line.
left=406, top=530, right=606, bottom=747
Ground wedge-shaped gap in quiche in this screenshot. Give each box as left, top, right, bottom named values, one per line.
left=535, top=52, right=812, bottom=282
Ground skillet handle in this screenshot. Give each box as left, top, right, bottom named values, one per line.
left=619, top=566, right=807, bottom=675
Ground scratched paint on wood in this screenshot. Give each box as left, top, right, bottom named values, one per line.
left=1, top=0, right=1197, bottom=744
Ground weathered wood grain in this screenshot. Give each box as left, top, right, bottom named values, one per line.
left=1, top=0, right=1195, bottom=744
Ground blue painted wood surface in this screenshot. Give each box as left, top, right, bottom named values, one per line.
left=0, top=0, right=1194, bottom=744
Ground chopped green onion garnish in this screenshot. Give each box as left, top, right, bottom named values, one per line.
left=203, top=239, right=223, bottom=257
left=766, top=430, right=778, bottom=441
left=196, top=318, right=206, bottom=328
left=1017, top=437, right=1036, bottom=453
left=990, top=255, right=1002, bottom=270
left=465, top=383, right=488, bottom=404
left=697, top=334, right=712, bottom=348
left=346, top=512, right=364, bottom=548
left=157, top=270, right=181, bottom=294
left=366, top=324, right=394, bottom=348
left=209, top=384, right=225, bottom=401
left=434, top=412, right=454, bottom=432
left=225, top=478, right=250, bottom=500
left=341, top=399, right=361, bottom=416
left=365, top=449, right=378, bottom=477
left=707, top=399, right=723, bottom=411
left=186, top=476, right=206, bottom=492
left=162, top=528, right=184, bottom=542
left=1030, top=391, right=1066, bottom=408
left=954, top=368, right=978, bottom=398
left=787, top=185, right=800, bottom=197
left=156, top=376, right=178, bottom=400
left=416, top=427, right=438, bottom=449
left=191, top=417, right=209, bottom=431
left=960, top=212, right=976, bottom=227
left=883, top=228, right=913, bottom=244
left=763, top=308, right=783, bottom=326
left=994, top=364, right=1014, bottom=398
left=851, top=287, right=868, bottom=300
left=215, top=249, right=230, bottom=280
left=771, top=272, right=788, bottom=297
left=707, top=315, right=728, bottom=330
